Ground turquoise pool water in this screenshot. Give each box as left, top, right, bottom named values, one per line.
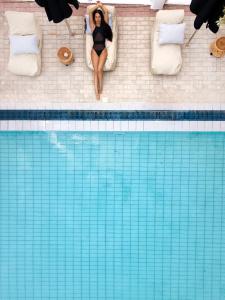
left=0, top=131, right=225, bottom=300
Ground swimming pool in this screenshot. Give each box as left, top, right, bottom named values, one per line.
left=0, top=131, right=224, bottom=300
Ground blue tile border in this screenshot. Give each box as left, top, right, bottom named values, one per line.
left=0, top=110, right=225, bottom=120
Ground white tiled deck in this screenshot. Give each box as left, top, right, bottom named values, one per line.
left=0, top=3, right=225, bottom=109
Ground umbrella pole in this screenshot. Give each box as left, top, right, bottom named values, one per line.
left=64, top=19, right=75, bottom=37
left=185, top=29, right=198, bottom=47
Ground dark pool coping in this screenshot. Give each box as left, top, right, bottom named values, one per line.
left=0, top=110, right=225, bottom=120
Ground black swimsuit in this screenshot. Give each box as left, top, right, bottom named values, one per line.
left=92, top=26, right=106, bottom=57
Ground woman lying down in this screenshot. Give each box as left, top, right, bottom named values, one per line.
left=89, top=1, right=113, bottom=100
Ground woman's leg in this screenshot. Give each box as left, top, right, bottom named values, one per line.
left=97, top=48, right=107, bottom=94
left=91, top=49, right=100, bottom=100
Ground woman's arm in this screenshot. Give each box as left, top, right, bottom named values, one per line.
left=98, top=2, right=109, bottom=24
left=89, top=4, right=98, bottom=32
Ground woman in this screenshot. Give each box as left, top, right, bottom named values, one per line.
left=89, top=1, right=113, bottom=100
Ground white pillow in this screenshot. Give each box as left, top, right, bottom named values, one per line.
left=10, top=35, right=39, bottom=55
left=159, top=23, right=185, bottom=45
left=85, top=14, right=113, bottom=34
left=151, top=0, right=166, bottom=10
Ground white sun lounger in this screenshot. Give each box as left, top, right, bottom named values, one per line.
left=151, top=9, right=184, bottom=75
left=5, top=11, right=42, bottom=76
left=85, top=5, right=118, bottom=71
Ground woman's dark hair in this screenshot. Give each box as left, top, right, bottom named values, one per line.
left=93, top=9, right=113, bottom=42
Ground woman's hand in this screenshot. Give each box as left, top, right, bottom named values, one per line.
left=96, top=1, right=103, bottom=8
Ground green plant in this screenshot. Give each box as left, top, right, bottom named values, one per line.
left=217, top=7, right=225, bottom=26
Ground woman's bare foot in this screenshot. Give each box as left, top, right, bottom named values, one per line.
left=96, top=93, right=100, bottom=101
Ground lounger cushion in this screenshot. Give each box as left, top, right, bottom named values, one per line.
left=5, top=11, right=42, bottom=76
left=86, top=5, right=118, bottom=71
left=151, top=10, right=184, bottom=75
left=8, top=54, right=42, bottom=77
left=155, top=9, right=185, bottom=24
left=5, top=11, right=37, bottom=35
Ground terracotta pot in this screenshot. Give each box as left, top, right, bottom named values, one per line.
left=57, top=47, right=74, bottom=66
left=210, top=37, right=225, bottom=58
